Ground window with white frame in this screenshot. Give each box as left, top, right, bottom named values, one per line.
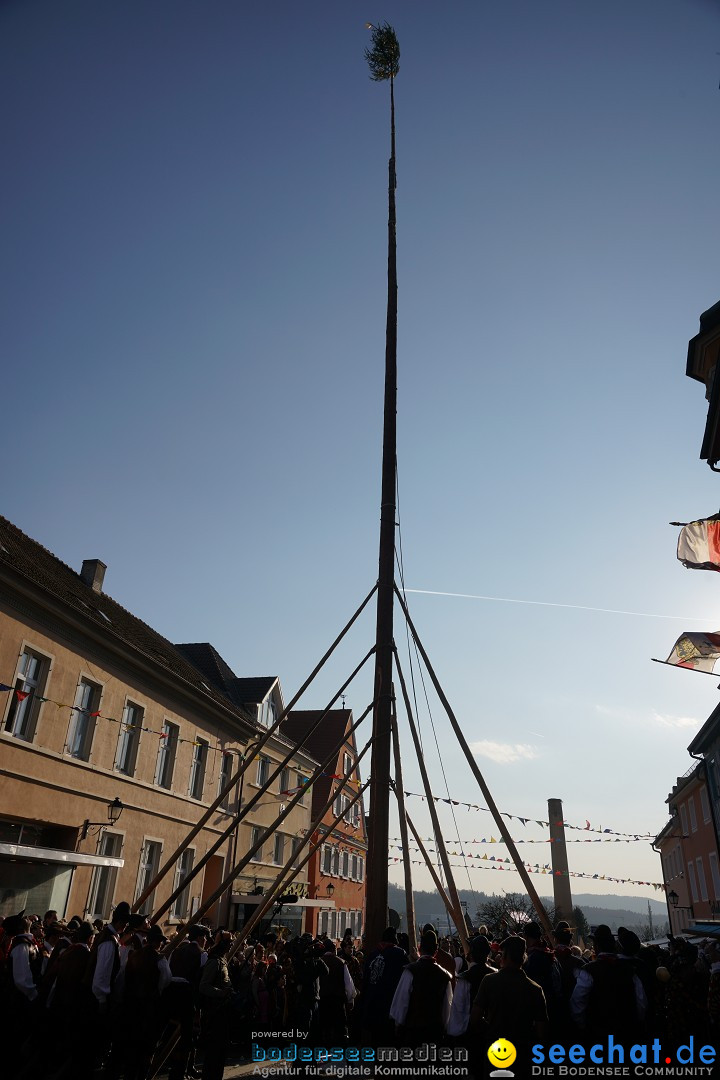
left=273, top=833, right=285, bottom=866
left=87, top=832, right=123, bottom=920
left=257, top=756, right=270, bottom=787
left=155, top=721, right=179, bottom=789
left=68, top=678, right=101, bottom=760
left=260, top=698, right=277, bottom=728
left=171, top=849, right=195, bottom=919
left=189, top=738, right=209, bottom=800
left=4, top=647, right=50, bottom=742
left=342, top=851, right=349, bottom=878
left=297, top=773, right=307, bottom=804
left=343, top=752, right=353, bottom=777
left=679, top=804, right=689, bottom=836
left=688, top=860, right=699, bottom=903
left=697, top=857, right=709, bottom=902
left=359, top=856, right=365, bottom=881
left=332, top=849, right=340, bottom=876
left=351, top=854, right=358, bottom=880
left=329, top=910, right=337, bottom=939
left=709, top=852, right=720, bottom=900
left=322, top=845, right=332, bottom=875
left=135, top=839, right=162, bottom=913
left=701, top=786, right=712, bottom=824
left=115, top=701, right=143, bottom=776
left=250, top=826, right=263, bottom=861
left=292, top=836, right=303, bottom=868
left=219, top=753, right=234, bottom=808
left=689, top=796, right=698, bottom=834
left=279, top=766, right=292, bottom=794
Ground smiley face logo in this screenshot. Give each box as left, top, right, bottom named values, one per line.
left=487, top=1039, right=517, bottom=1070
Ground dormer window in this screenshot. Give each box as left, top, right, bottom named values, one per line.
left=260, top=697, right=277, bottom=728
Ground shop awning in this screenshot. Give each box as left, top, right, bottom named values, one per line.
left=0, top=842, right=124, bottom=869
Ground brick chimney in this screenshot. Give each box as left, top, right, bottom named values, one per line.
left=80, top=559, right=107, bottom=593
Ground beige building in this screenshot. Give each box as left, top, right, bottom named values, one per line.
left=0, top=515, right=318, bottom=933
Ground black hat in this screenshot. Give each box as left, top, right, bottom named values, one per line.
left=593, top=925, right=616, bottom=953
left=187, top=924, right=210, bottom=942
left=617, top=926, right=641, bottom=956
left=2, top=912, right=27, bottom=937
left=113, top=901, right=131, bottom=923
left=381, top=926, right=398, bottom=944
left=523, top=921, right=543, bottom=940
left=147, top=924, right=167, bottom=945
left=469, top=935, right=492, bottom=961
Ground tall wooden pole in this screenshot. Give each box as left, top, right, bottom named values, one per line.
left=366, top=69, right=398, bottom=951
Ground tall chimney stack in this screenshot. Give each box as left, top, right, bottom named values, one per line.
left=80, top=559, right=106, bottom=593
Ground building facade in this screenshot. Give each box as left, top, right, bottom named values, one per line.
left=0, top=516, right=316, bottom=933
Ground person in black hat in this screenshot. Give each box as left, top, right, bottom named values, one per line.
left=123, top=924, right=172, bottom=1080
left=361, top=926, right=409, bottom=1047
left=570, top=924, right=647, bottom=1041
left=447, top=935, right=496, bottom=1038
left=390, top=931, right=453, bottom=1048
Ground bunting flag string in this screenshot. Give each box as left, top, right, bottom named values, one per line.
left=388, top=834, right=651, bottom=845
left=387, top=854, right=663, bottom=890
left=0, top=681, right=359, bottom=791
left=401, top=790, right=654, bottom=839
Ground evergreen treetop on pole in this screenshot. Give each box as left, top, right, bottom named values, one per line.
left=365, top=22, right=400, bottom=81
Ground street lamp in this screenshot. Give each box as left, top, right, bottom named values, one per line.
left=81, top=797, right=124, bottom=840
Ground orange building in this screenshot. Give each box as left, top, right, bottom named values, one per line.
left=281, top=709, right=367, bottom=940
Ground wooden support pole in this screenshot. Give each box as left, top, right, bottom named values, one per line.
left=133, top=585, right=376, bottom=912
left=390, top=690, right=417, bottom=958
left=163, top=705, right=373, bottom=947
left=403, top=809, right=454, bottom=919
left=150, top=658, right=375, bottom=922
left=395, top=586, right=554, bottom=942
left=392, top=647, right=467, bottom=950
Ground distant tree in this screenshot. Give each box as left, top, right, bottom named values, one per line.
left=573, top=905, right=590, bottom=943
left=627, top=921, right=670, bottom=943
left=477, top=892, right=557, bottom=940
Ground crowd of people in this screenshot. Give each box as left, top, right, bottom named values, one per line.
left=1, top=902, right=719, bottom=1079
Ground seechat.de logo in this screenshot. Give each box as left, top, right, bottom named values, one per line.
left=488, top=1038, right=517, bottom=1077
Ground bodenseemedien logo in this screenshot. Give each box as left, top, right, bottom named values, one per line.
left=488, top=1038, right=517, bottom=1077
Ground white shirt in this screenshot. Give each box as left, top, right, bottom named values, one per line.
left=92, top=925, right=120, bottom=1005
left=389, top=956, right=453, bottom=1030
left=10, top=936, right=38, bottom=1001
left=570, top=953, right=647, bottom=1026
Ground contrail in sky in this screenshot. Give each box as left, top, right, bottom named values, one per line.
left=402, top=588, right=709, bottom=622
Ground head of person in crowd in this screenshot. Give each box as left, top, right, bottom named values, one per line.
left=381, top=926, right=398, bottom=946
left=592, top=925, right=616, bottom=955
left=419, top=931, right=438, bottom=957
left=209, top=931, right=233, bottom=959
left=93, top=918, right=104, bottom=932
left=3, top=913, right=31, bottom=939
left=469, top=935, right=492, bottom=965
left=146, top=924, right=167, bottom=950
left=340, top=939, right=354, bottom=959
left=397, top=932, right=409, bottom=953
left=76, top=922, right=96, bottom=945
left=111, top=901, right=131, bottom=932
left=523, top=921, right=544, bottom=946
left=499, top=935, right=526, bottom=968
left=43, top=910, right=58, bottom=929
left=187, top=923, right=210, bottom=948
left=617, top=926, right=642, bottom=957
left=553, top=921, right=573, bottom=947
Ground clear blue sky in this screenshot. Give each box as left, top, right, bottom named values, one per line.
left=3, top=0, right=720, bottom=903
